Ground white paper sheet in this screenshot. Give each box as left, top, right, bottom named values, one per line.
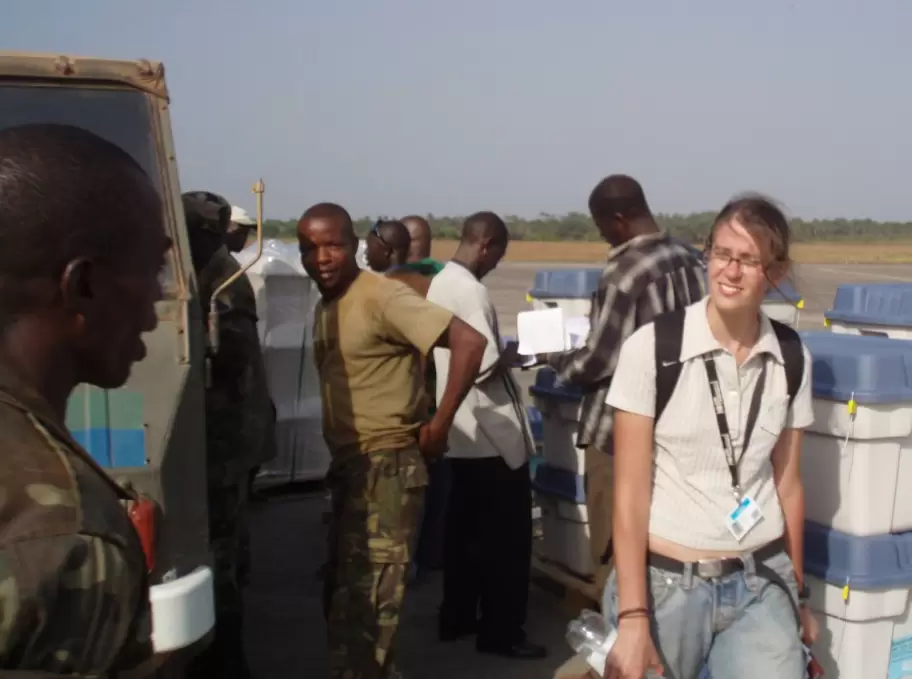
left=516, top=308, right=591, bottom=356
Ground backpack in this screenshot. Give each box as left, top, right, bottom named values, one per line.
left=653, top=307, right=804, bottom=423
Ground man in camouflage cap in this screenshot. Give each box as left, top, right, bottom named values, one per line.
left=0, top=123, right=164, bottom=675
left=182, top=190, right=266, bottom=679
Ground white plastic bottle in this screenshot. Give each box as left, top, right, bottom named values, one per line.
left=565, top=609, right=618, bottom=673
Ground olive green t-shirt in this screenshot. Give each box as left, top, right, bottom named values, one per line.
left=313, top=270, right=454, bottom=459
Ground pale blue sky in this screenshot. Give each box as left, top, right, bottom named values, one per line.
left=4, top=0, right=910, bottom=221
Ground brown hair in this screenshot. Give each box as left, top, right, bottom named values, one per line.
left=707, top=192, right=791, bottom=267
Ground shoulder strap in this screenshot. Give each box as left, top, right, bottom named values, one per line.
left=654, top=308, right=687, bottom=422
left=770, top=319, right=804, bottom=409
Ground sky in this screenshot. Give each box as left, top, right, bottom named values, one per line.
left=4, top=0, right=911, bottom=222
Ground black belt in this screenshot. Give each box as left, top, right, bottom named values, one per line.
left=647, top=536, right=787, bottom=579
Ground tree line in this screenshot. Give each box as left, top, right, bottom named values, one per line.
left=261, top=212, right=912, bottom=242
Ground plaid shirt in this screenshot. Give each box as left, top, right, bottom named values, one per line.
left=547, top=231, right=707, bottom=452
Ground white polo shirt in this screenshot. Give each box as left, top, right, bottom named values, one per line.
left=605, top=297, right=814, bottom=552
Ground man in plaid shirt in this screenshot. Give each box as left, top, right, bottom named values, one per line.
left=545, top=175, right=706, bottom=592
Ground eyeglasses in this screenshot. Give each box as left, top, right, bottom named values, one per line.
left=370, top=219, right=391, bottom=249
left=706, top=247, right=764, bottom=272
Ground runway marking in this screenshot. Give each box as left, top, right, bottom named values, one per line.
left=815, top=266, right=912, bottom=282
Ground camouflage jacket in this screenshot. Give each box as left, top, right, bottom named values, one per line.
left=197, top=247, right=276, bottom=485
left=0, top=367, right=153, bottom=678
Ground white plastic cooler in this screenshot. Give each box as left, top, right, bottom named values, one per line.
left=529, top=367, right=586, bottom=475
left=800, top=331, right=912, bottom=536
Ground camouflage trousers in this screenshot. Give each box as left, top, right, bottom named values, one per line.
left=323, top=447, right=428, bottom=679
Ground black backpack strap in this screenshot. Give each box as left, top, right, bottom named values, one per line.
left=654, top=308, right=686, bottom=423
left=770, top=319, right=804, bottom=409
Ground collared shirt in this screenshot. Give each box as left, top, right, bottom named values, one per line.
left=547, top=231, right=707, bottom=452
left=427, top=261, right=536, bottom=470
left=0, top=366, right=154, bottom=675
left=605, top=297, right=814, bottom=551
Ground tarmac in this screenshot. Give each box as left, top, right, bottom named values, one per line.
left=243, top=261, right=912, bottom=679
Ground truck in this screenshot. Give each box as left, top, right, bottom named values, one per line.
left=0, top=51, right=261, bottom=674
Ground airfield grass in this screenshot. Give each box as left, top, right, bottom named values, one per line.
left=427, top=240, right=912, bottom=264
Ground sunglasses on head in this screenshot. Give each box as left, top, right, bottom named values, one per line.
left=370, top=218, right=391, bottom=248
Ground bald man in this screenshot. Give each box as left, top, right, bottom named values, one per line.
left=297, top=202, right=487, bottom=679
left=427, top=211, right=546, bottom=660
left=400, top=215, right=444, bottom=276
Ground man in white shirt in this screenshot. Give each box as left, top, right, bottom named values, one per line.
left=427, top=212, right=547, bottom=660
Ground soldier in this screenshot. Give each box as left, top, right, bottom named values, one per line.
left=225, top=203, right=276, bottom=504
left=0, top=123, right=164, bottom=675
left=225, top=205, right=257, bottom=254
left=182, top=191, right=260, bottom=679
left=298, top=202, right=487, bottom=679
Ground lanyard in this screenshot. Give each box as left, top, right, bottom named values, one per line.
left=702, top=355, right=767, bottom=501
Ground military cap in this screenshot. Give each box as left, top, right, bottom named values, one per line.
left=182, top=190, right=232, bottom=237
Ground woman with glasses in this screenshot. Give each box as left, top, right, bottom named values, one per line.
left=598, top=195, right=819, bottom=679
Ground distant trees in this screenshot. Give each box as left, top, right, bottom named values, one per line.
left=262, top=212, right=912, bottom=242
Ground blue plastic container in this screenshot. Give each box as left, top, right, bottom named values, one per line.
left=528, top=268, right=602, bottom=301
left=532, top=462, right=586, bottom=504
left=528, top=366, right=583, bottom=403
left=804, top=521, right=912, bottom=590
left=825, top=283, right=912, bottom=329
left=800, top=330, right=912, bottom=404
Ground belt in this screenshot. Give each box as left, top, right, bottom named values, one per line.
left=647, top=536, right=786, bottom=579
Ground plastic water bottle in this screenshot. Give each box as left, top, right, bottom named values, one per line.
left=566, top=609, right=618, bottom=673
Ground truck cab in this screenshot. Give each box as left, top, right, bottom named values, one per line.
left=0, top=52, right=216, bottom=671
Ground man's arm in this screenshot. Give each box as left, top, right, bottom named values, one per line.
left=545, top=277, right=636, bottom=390
left=381, top=284, right=487, bottom=444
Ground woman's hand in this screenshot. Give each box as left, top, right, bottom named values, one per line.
left=603, top=618, right=664, bottom=679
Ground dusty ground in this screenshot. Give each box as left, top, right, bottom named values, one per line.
left=243, top=261, right=912, bottom=679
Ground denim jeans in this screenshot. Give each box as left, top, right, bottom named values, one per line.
left=602, top=549, right=804, bottom=679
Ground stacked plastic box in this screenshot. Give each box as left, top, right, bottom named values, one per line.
left=799, top=315, right=912, bottom=679
left=525, top=269, right=595, bottom=577
left=234, top=240, right=330, bottom=486
left=825, top=283, right=912, bottom=339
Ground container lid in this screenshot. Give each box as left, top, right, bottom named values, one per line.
left=528, top=268, right=602, bottom=300
left=824, top=283, right=912, bottom=327
left=804, top=520, right=912, bottom=589
left=528, top=367, right=583, bottom=402
left=800, top=331, right=912, bottom=404
left=532, top=463, right=586, bottom=503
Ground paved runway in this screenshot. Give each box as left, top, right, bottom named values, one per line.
left=244, top=262, right=912, bottom=679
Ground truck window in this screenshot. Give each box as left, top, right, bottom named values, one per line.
left=0, top=84, right=179, bottom=294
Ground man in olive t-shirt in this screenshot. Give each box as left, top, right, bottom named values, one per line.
left=298, top=202, right=486, bottom=679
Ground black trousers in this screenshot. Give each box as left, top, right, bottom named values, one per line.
left=440, top=456, right=533, bottom=646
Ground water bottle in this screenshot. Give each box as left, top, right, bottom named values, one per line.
left=566, top=609, right=618, bottom=673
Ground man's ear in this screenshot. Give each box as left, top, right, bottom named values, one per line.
left=60, top=257, right=96, bottom=311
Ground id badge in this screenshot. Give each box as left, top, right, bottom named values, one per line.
left=726, top=495, right=762, bottom=541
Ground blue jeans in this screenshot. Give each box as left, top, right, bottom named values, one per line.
left=602, top=549, right=804, bottom=679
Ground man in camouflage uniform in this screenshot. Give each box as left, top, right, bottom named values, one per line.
left=224, top=203, right=277, bottom=506
left=0, top=124, right=163, bottom=675
left=297, top=202, right=487, bottom=679
left=182, top=191, right=264, bottom=679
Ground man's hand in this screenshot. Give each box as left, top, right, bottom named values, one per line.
left=418, top=417, right=449, bottom=461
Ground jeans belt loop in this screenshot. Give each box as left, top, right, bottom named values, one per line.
left=682, top=562, right=694, bottom=589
